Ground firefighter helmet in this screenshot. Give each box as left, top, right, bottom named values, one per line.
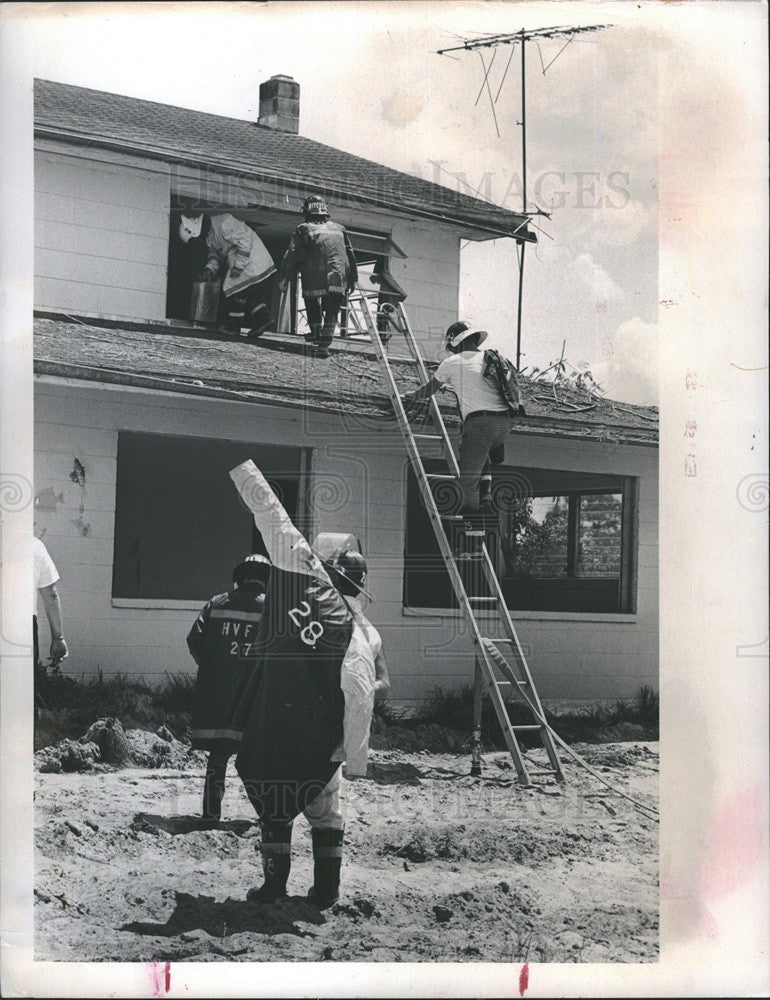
left=302, top=195, right=329, bottom=220
left=444, top=320, right=488, bottom=351
left=232, top=553, right=271, bottom=589
left=325, top=548, right=367, bottom=597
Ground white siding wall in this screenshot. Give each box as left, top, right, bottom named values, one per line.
left=35, top=378, right=658, bottom=706
left=386, top=219, right=460, bottom=358
left=33, top=143, right=467, bottom=346
left=34, top=145, right=169, bottom=319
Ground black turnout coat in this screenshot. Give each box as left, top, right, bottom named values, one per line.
left=229, top=460, right=353, bottom=822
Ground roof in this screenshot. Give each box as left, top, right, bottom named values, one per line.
left=34, top=314, right=659, bottom=447
left=34, top=79, right=535, bottom=242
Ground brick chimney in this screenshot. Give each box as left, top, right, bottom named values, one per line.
left=257, top=75, right=300, bottom=134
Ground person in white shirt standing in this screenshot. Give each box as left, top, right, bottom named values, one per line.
left=402, top=321, right=514, bottom=521
left=33, top=536, right=68, bottom=696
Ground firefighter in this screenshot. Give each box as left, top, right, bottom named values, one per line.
left=229, top=462, right=383, bottom=908
left=179, top=212, right=276, bottom=337
left=278, top=195, right=358, bottom=358
left=186, top=553, right=271, bottom=824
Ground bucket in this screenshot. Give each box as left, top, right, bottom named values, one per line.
left=190, top=279, right=219, bottom=325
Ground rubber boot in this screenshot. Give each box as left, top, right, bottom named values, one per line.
left=307, top=827, right=343, bottom=909
left=201, top=751, right=229, bottom=824
left=248, top=820, right=292, bottom=903
left=479, top=475, right=496, bottom=518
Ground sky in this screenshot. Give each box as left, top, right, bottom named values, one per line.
left=12, top=1, right=660, bottom=403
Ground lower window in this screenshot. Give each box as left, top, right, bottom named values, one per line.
left=112, top=431, right=306, bottom=602
left=404, top=462, right=638, bottom=614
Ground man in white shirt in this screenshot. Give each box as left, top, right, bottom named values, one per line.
left=402, top=321, right=513, bottom=519
left=33, top=536, right=68, bottom=675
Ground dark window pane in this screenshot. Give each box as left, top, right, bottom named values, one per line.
left=113, top=431, right=303, bottom=601
left=576, top=493, right=622, bottom=578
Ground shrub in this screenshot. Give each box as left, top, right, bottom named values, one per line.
left=155, top=672, right=197, bottom=715
left=34, top=669, right=196, bottom=748
left=393, top=682, right=659, bottom=749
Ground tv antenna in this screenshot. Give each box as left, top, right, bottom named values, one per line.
left=437, top=24, right=611, bottom=368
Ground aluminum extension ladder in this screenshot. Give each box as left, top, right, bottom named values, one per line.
left=350, top=285, right=565, bottom=786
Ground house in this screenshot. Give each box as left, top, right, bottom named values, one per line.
left=33, top=78, right=658, bottom=708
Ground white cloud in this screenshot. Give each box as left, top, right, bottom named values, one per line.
left=570, top=253, right=625, bottom=305
left=594, top=316, right=658, bottom=406
left=381, top=85, right=426, bottom=129
left=584, top=198, right=657, bottom=250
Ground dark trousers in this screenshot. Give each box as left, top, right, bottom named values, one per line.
left=33, top=615, right=45, bottom=712
left=203, top=749, right=232, bottom=819
left=458, top=412, right=512, bottom=509
left=226, top=280, right=275, bottom=333
left=304, top=292, right=345, bottom=347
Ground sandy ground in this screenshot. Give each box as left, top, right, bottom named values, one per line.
left=34, top=741, right=658, bottom=963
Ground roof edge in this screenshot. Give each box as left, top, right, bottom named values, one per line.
left=33, top=360, right=658, bottom=448
left=34, top=125, right=536, bottom=243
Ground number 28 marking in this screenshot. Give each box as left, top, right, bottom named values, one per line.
left=288, top=600, right=325, bottom=647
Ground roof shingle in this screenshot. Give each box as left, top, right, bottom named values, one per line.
left=34, top=314, right=658, bottom=447
left=34, top=79, right=535, bottom=241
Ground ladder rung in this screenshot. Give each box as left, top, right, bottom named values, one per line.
left=360, top=288, right=565, bottom=788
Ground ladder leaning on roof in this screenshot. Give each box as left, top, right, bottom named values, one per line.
left=348, top=284, right=565, bottom=787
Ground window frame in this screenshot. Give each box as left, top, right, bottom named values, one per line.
left=111, top=429, right=311, bottom=608
left=402, top=461, right=639, bottom=616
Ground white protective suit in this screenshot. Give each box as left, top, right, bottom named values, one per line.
left=205, top=214, right=276, bottom=298
left=332, top=595, right=380, bottom=777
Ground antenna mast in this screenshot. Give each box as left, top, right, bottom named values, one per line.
left=437, top=24, right=611, bottom=369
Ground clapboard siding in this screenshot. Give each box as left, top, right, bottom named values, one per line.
left=34, top=378, right=658, bottom=705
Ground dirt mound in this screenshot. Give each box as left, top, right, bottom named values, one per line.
left=573, top=741, right=659, bottom=769
left=34, top=719, right=206, bottom=772
left=35, top=739, right=103, bottom=773
left=124, top=727, right=205, bottom=769
left=378, top=820, right=615, bottom=865
left=82, top=717, right=133, bottom=766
